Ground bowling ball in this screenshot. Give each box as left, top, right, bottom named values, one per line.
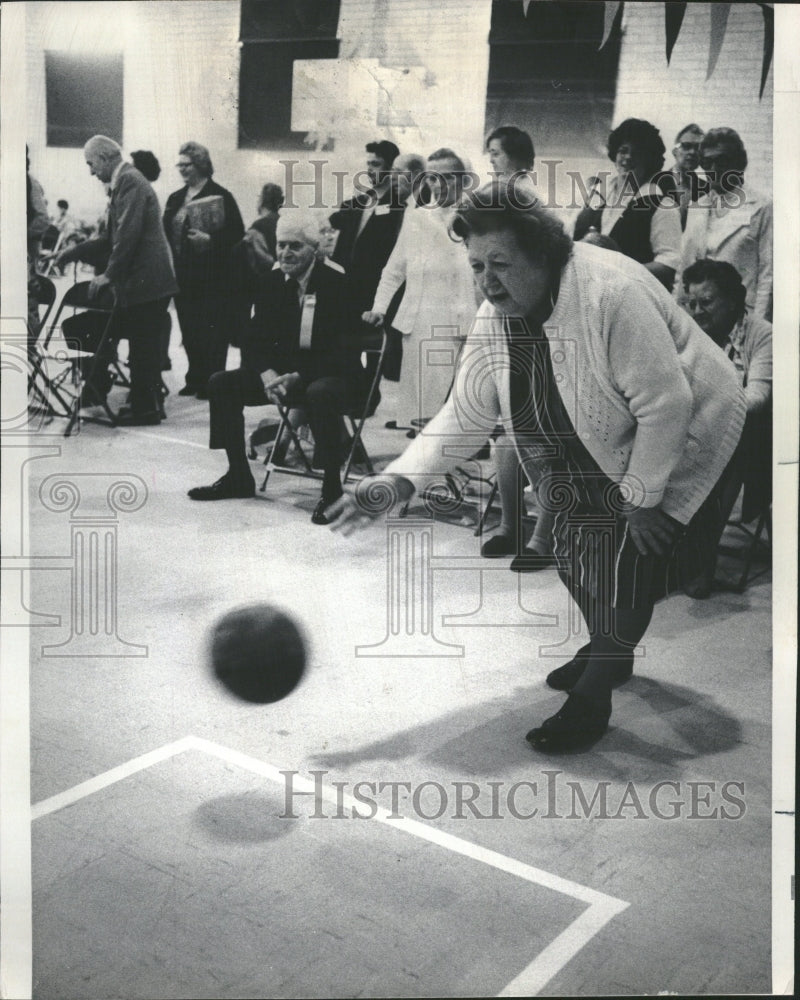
left=210, top=603, right=306, bottom=703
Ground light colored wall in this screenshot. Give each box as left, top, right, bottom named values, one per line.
left=26, top=1, right=774, bottom=229
left=26, top=0, right=493, bottom=226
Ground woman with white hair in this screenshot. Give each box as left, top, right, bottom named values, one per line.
left=163, top=141, right=244, bottom=398
left=188, top=210, right=362, bottom=524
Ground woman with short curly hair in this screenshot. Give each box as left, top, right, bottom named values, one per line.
left=574, top=118, right=682, bottom=290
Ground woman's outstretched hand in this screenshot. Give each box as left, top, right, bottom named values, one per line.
left=327, top=474, right=415, bottom=536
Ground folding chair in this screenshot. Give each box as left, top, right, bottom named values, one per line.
left=27, top=275, right=61, bottom=418
left=38, top=280, right=120, bottom=435
left=260, top=327, right=388, bottom=494
left=716, top=503, right=771, bottom=593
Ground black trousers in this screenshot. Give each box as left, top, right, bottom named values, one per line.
left=174, top=291, right=232, bottom=392
left=208, top=368, right=355, bottom=477
left=113, top=296, right=170, bottom=412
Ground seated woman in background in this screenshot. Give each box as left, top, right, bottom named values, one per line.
left=329, top=184, right=745, bottom=754
left=682, top=257, right=772, bottom=595
left=363, top=148, right=478, bottom=432
left=574, top=117, right=681, bottom=290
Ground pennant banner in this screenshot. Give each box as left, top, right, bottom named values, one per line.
left=599, top=0, right=623, bottom=51
left=759, top=3, right=774, bottom=99
left=664, top=2, right=687, bottom=64
left=706, top=2, right=732, bottom=80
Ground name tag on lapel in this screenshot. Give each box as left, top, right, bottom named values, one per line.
left=374, top=204, right=390, bottom=216
left=299, top=294, right=316, bottom=349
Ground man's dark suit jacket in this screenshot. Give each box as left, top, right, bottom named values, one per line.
left=75, top=163, right=178, bottom=307
left=330, top=190, right=405, bottom=314
left=163, top=178, right=245, bottom=297
left=242, top=259, right=362, bottom=392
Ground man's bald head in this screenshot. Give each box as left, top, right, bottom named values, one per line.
left=84, top=135, right=123, bottom=184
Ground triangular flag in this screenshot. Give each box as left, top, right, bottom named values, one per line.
left=706, top=2, right=731, bottom=80
left=759, top=3, right=774, bottom=99
left=664, top=2, right=687, bottom=64
left=599, top=1, right=623, bottom=51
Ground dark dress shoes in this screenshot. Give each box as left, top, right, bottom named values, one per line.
left=187, top=474, right=255, bottom=501
left=526, top=692, right=612, bottom=753
left=115, top=407, right=162, bottom=427
left=177, top=385, right=197, bottom=396
left=311, top=498, right=334, bottom=525
left=195, top=387, right=209, bottom=400
left=480, top=533, right=517, bottom=558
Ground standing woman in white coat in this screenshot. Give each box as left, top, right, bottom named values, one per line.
left=363, top=149, right=478, bottom=430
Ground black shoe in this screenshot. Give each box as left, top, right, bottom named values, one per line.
left=115, top=408, right=162, bottom=427
left=480, top=533, right=516, bottom=558
left=311, top=497, right=335, bottom=525
left=187, top=473, right=255, bottom=501
left=195, top=387, right=209, bottom=400
left=526, top=692, right=611, bottom=753
left=510, top=550, right=557, bottom=573
left=546, top=654, right=632, bottom=692
left=178, top=385, right=197, bottom=396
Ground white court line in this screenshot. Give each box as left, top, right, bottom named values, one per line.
left=122, top=428, right=210, bottom=450
left=30, top=737, right=196, bottom=820
left=31, top=734, right=630, bottom=996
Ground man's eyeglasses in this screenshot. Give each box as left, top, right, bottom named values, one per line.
left=676, top=141, right=701, bottom=152
left=176, top=162, right=193, bottom=170
left=699, top=156, right=728, bottom=171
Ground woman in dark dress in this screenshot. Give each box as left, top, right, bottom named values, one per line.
left=163, top=142, right=244, bottom=398
left=574, top=118, right=682, bottom=291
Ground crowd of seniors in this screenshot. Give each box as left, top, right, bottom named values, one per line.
left=36, top=115, right=772, bottom=752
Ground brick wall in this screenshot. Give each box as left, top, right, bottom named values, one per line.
left=25, top=1, right=774, bottom=226
left=614, top=2, right=773, bottom=194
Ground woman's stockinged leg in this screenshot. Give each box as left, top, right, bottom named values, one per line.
left=570, top=602, right=654, bottom=704
left=527, top=584, right=655, bottom=752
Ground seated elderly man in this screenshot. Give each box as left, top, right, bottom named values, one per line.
left=683, top=257, right=772, bottom=593
left=188, top=210, right=361, bottom=523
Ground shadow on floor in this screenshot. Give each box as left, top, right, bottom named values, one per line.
left=193, top=790, right=296, bottom=844
left=308, top=672, right=747, bottom=784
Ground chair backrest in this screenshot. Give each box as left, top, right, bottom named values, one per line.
left=43, top=281, right=117, bottom=349
left=40, top=224, right=60, bottom=252
left=28, top=274, right=58, bottom=337
left=59, top=281, right=116, bottom=312
left=29, top=273, right=57, bottom=308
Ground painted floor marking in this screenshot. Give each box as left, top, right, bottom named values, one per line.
left=32, top=735, right=629, bottom=996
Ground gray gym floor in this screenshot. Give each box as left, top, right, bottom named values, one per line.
left=24, top=287, right=772, bottom=998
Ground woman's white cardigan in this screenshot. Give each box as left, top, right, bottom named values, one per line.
left=386, top=242, right=746, bottom=525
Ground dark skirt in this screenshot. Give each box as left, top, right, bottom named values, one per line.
left=542, top=475, right=722, bottom=610
left=506, top=317, right=724, bottom=611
